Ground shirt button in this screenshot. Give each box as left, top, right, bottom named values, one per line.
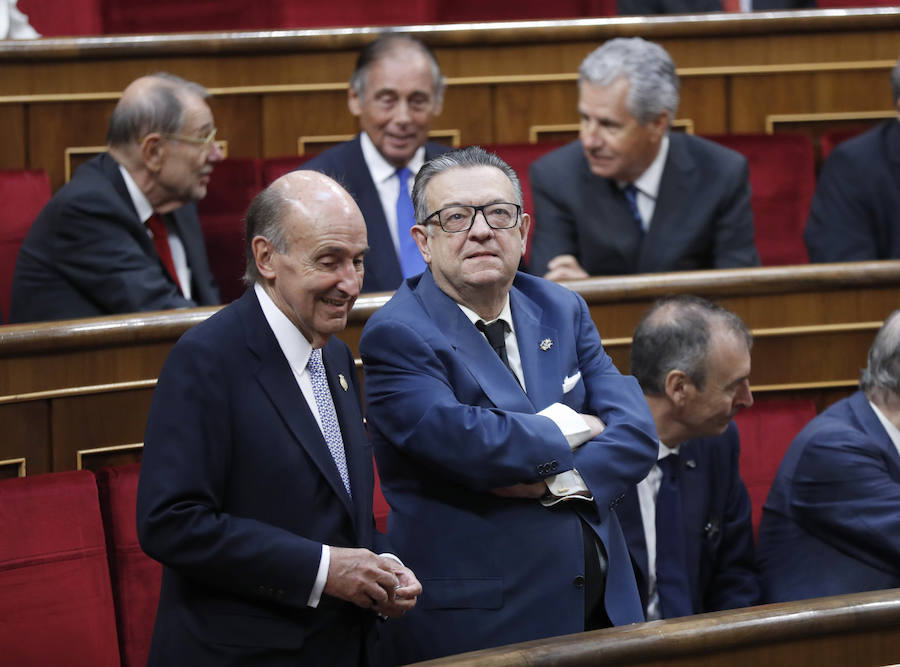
left=573, top=575, right=585, bottom=589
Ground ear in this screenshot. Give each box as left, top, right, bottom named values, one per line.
left=518, top=212, right=531, bottom=258
left=411, top=224, right=431, bottom=265
left=664, top=369, right=692, bottom=407
left=348, top=86, right=363, bottom=117
left=649, top=111, right=670, bottom=142
left=252, top=236, right=277, bottom=280
left=140, top=133, right=165, bottom=172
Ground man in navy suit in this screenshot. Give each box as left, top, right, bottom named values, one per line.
left=757, top=310, right=900, bottom=602
left=804, top=57, right=900, bottom=263
left=10, top=73, right=221, bottom=323
left=360, top=147, right=658, bottom=663
left=304, top=34, right=450, bottom=294
left=528, top=37, right=759, bottom=281
left=137, top=171, right=421, bottom=666
left=619, top=295, right=760, bottom=620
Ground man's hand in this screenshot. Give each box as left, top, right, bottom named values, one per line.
left=544, top=254, right=589, bottom=282
left=580, top=414, right=606, bottom=439
left=490, top=481, right=548, bottom=498
left=325, top=547, right=403, bottom=610
left=374, top=564, right=422, bottom=618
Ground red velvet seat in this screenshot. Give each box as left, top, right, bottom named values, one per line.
left=95, top=466, right=162, bottom=667
left=197, top=158, right=263, bottom=303
left=16, top=0, right=102, bottom=36
left=261, top=155, right=309, bottom=187
left=704, top=134, right=815, bottom=266
left=733, top=398, right=817, bottom=536
left=0, top=471, right=120, bottom=666
left=0, top=169, right=51, bottom=323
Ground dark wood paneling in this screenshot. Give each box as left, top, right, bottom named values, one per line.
left=0, top=401, right=51, bottom=476
left=0, top=105, right=26, bottom=169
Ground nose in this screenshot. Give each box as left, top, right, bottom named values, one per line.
left=735, top=380, right=753, bottom=410
left=467, top=208, right=494, bottom=239
left=207, top=140, right=225, bottom=163
left=336, top=260, right=362, bottom=296
left=393, top=99, right=412, bottom=125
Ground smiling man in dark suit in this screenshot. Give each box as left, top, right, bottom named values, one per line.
left=11, top=73, right=221, bottom=323
left=528, top=38, right=759, bottom=281
left=304, top=34, right=449, bottom=294
left=618, top=295, right=760, bottom=620
left=137, top=170, right=420, bottom=666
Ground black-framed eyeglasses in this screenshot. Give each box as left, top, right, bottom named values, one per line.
left=423, top=202, right=522, bottom=233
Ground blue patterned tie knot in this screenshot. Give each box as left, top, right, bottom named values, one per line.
left=307, top=348, right=351, bottom=497
left=396, top=167, right=426, bottom=279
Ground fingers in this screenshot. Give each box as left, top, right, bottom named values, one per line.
left=544, top=254, right=588, bottom=282
left=325, top=547, right=400, bottom=610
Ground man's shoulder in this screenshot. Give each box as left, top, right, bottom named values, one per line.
left=674, top=132, right=746, bottom=170
left=826, top=121, right=893, bottom=169
left=530, top=140, right=584, bottom=176
left=512, top=271, right=582, bottom=307
left=302, top=136, right=362, bottom=174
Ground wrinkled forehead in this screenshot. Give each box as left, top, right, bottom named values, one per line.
left=426, top=166, right=517, bottom=207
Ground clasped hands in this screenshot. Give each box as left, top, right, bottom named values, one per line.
left=325, top=546, right=422, bottom=617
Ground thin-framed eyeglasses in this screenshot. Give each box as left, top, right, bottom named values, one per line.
left=423, top=202, right=522, bottom=233
left=161, top=127, right=218, bottom=147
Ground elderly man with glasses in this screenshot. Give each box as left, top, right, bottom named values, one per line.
left=359, top=146, right=658, bottom=663
left=10, top=72, right=222, bottom=323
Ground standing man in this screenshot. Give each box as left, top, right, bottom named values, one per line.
left=305, top=34, right=449, bottom=294
left=137, top=171, right=421, bottom=666
left=804, top=57, right=900, bottom=263
left=528, top=37, right=759, bottom=281
left=757, top=310, right=900, bottom=602
left=11, top=72, right=221, bottom=323
left=620, top=295, right=760, bottom=620
left=360, top=147, right=658, bottom=663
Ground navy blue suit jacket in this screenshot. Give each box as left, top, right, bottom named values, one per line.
left=618, top=422, right=760, bottom=618
left=10, top=153, right=219, bottom=323
left=757, top=391, right=900, bottom=602
left=360, top=270, right=658, bottom=663
left=137, top=289, right=388, bottom=666
left=528, top=134, right=759, bottom=277
left=303, top=134, right=450, bottom=294
left=804, top=120, right=900, bottom=262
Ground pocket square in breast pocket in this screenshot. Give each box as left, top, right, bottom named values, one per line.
left=562, top=371, right=582, bottom=393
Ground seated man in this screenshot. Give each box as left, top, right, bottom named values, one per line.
left=620, top=295, right=760, bottom=620
left=804, top=57, right=900, bottom=263
left=757, top=310, right=900, bottom=602
left=360, top=146, right=658, bottom=663
left=304, top=34, right=449, bottom=293
left=10, top=72, right=221, bottom=323
left=528, top=37, right=759, bottom=281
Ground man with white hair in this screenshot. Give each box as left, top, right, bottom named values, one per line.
left=529, top=37, right=759, bottom=281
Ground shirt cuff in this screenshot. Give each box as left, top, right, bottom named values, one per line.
left=307, top=544, right=329, bottom=608
left=538, top=402, right=592, bottom=449
left=541, top=469, right=594, bottom=507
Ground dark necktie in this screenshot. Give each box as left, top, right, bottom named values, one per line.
left=395, top=167, right=426, bottom=279
left=622, top=184, right=645, bottom=237
left=146, top=213, right=182, bottom=294
left=475, top=319, right=518, bottom=382
left=655, top=454, right=693, bottom=618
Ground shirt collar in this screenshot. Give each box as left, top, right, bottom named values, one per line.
left=359, top=130, right=426, bottom=185
left=658, top=440, right=679, bottom=460
left=621, top=134, right=669, bottom=199
left=868, top=399, right=900, bottom=459
left=254, top=282, right=315, bottom=373
left=118, top=163, right=155, bottom=224
left=457, top=295, right=515, bottom=335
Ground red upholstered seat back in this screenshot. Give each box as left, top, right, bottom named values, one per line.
left=478, top=142, right=566, bottom=264
left=0, top=471, right=121, bottom=666
left=262, top=156, right=303, bottom=187
left=95, top=465, right=162, bottom=667
left=0, top=169, right=51, bottom=323
left=16, top=0, right=102, bottom=36
left=704, top=134, right=814, bottom=266
left=733, top=398, right=817, bottom=537
left=197, top=158, right=264, bottom=303
left=819, top=128, right=866, bottom=160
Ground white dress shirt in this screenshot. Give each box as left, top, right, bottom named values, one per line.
left=869, top=399, right=900, bottom=459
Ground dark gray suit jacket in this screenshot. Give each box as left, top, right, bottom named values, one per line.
left=528, top=134, right=759, bottom=277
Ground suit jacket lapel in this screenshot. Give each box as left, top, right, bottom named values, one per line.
left=581, top=163, right=642, bottom=270
left=240, top=292, right=356, bottom=521
left=509, top=284, right=560, bottom=411
left=851, top=391, right=900, bottom=478
left=618, top=488, right=649, bottom=607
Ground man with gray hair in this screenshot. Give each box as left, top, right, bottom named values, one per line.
left=804, top=57, right=900, bottom=262
left=360, top=146, right=658, bottom=662
left=10, top=72, right=221, bottom=323
left=619, top=295, right=759, bottom=620
left=757, top=310, right=900, bottom=602
left=528, top=37, right=758, bottom=281
left=305, top=33, right=449, bottom=293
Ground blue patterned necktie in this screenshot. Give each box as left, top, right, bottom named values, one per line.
left=655, top=454, right=692, bottom=618
left=307, top=348, right=351, bottom=497
left=623, top=183, right=646, bottom=236
left=396, top=167, right=426, bottom=278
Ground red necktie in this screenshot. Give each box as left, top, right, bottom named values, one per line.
left=146, top=213, right=181, bottom=293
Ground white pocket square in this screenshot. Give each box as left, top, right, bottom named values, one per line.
left=562, top=371, right=582, bottom=393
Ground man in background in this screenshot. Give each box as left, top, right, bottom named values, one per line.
left=11, top=72, right=221, bottom=323
left=305, top=34, right=449, bottom=293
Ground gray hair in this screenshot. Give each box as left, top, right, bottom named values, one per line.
left=349, top=34, right=445, bottom=106
left=579, top=37, right=679, bottom=125
left=892, top=56, right=900, bottom=105
left=860, top=310, right=900, bottom=402
left=630, top=294, right=752, bottom=394
left=242, top=184, right=292, bottom=286
left=411, top=146, right=523, bottom=225
left=107, top=72, right=209, bottom=148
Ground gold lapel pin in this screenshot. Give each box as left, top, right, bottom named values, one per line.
left=338, top=374, right=348, bottom=391
left=540, top=338, right=553, bottom=351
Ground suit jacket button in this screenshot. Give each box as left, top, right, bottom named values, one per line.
left=573, top=575, right=585, bottom=588
left=551, top=460, right=558, bottom=471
